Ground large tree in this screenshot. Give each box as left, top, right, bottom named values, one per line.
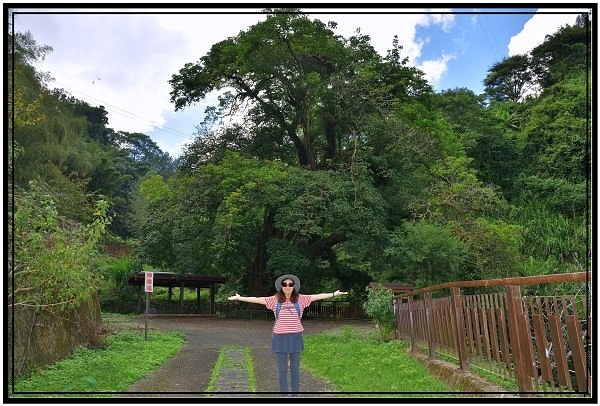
left=484, top=54, right=536, bottom=102
left=170, top=10, right=346, bottom=168
left=170, top=9, right=431, bottom=170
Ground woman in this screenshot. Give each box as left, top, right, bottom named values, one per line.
left=228, top=274, right=348, bottom=395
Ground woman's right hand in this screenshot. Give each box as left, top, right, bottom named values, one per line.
left=227, top=293, right=240, bottom=301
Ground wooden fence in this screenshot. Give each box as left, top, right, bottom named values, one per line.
left=105, top=242, right=132, bottom=258
left=394, top=272, right=592, bottom=395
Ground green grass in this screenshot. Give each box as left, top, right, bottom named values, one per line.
left=435, top=351, right=520, bottom=392
left=11, top=329, right=185, bottom=397
left=470, top=364, right=520, bottom=392
left=205, top=346, right=228, bottom=392
left=10, top=316, right=493, bottom=399
left=246, top=347, right=257, bottom=392
left=302, top=326, right=457, bottom=397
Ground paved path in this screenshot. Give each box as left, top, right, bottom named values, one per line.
left=210, top=347, right=251, bottom=397
left=117, top=315, right=373, bottom=398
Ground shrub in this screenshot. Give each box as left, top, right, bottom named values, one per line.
left=362, top=285, right=396, bottom=342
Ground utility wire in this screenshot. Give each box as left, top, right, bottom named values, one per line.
left=52, top=80, right=197, bottom=140
left=479, top=14, right=504, bottom=63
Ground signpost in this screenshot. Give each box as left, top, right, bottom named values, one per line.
left=144, top=272, right=153, bottom=340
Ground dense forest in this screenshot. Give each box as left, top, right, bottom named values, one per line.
left=9, top=9, right=591, bottom=322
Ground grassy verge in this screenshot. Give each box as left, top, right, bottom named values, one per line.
left=246, top=347, right=257, bottom=392
left=205, top=347, right=227, bottom=392
left=10, top=320, right=185, bottom=398
left=302, top=326, right=457, bottom=397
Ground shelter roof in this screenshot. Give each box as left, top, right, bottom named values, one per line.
left=368, top=282, right=414, bottom=296
left=127, top=272, right=228, bottom=289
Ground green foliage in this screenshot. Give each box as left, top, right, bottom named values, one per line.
left=132, top=151, right=387, bottom=296
left=10, top=30, right=173, bottom=238
left=529, top=19, right=590, bottom=88
left=519, top=73, right=588, bottom=184
left=266, top=238, right=311, bottom=276
left=515, top=175, right=586, bottom=217
left=484, top=54, right=535, bottom=102
left=170, top=10, right=434, bottom=170
left=362, top=286, right=396, bottom=342
left=170, top=10, right=351, bottom=168
left=94, top=255, right=137, bottom=312
left=394, top=101, right=463, bottom=157
left=451, top=218, right=524, bottom=283
left=511, top=201, right=587, bottom=275
left=139, top=172, right=172, bottom=204
left=437, top=89, right=521, bottom=197
left=385, top=221, right=467, bottom=287
left=128, top=173, right=177, bottom=269
left=12, top=88, right=89, bottom=189
left=413, top=155, right=508, bottom=222
left=10, top=181, right=111, bottom=312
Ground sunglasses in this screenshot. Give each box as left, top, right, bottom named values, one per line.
left=281, top=282, right=295, bottom=287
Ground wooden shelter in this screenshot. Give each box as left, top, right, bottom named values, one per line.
left=368, top=282, right=414, bottom=304
left=368, top=282, right=414, bottom=296
left=127, top=272, right=228, bottom=314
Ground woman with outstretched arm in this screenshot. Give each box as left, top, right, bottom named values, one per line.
left=228, top=274, right=348, bottom=396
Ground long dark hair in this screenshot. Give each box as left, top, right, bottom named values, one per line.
left=276, top=290, right=299, bottom=303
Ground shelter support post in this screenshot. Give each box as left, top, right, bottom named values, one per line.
left=179, top=283, right=184, bottom=313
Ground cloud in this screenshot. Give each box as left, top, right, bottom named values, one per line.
left=326, top=12, right=422, bottom=61
left=327, top=11, right=455, bottom=89
left=507, top=9, right=580, bottom=56
left=420, top=11, right=455, bottom=32
left=417, top=52, right=456, bottom=87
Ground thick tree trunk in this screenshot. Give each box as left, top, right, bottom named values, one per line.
left=303, top=233, right=347, bottom=259
left=286, top=126, right=309, bottom=168
left=302, top=120, right=315, bottom=169
left=247, top=208, right=276, bottom=297
left=324, top=116, right=337, bottom=163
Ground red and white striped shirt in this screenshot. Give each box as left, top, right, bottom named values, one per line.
left=265, top=294, right=312, bottom=334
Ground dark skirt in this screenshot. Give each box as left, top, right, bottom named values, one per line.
left=271, top=332, right=304, bottom=353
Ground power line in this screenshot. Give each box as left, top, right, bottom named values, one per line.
left=51, top=81, right=198, bottom=140
left=479, top=15, right=504, bottom=63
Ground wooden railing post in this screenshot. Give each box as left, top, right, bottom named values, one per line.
left=424, top=292, right=436, bottom=359
left=505, top=285, right=533, bottom=392
left=451, top=287, right=468, bottom=371
left=408, top=295, right=416, bottom=354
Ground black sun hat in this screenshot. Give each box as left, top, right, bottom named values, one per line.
left=275, top=274, right=301, bottom=293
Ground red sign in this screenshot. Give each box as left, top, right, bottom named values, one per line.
left=145, top=272, right=153, bottom=293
